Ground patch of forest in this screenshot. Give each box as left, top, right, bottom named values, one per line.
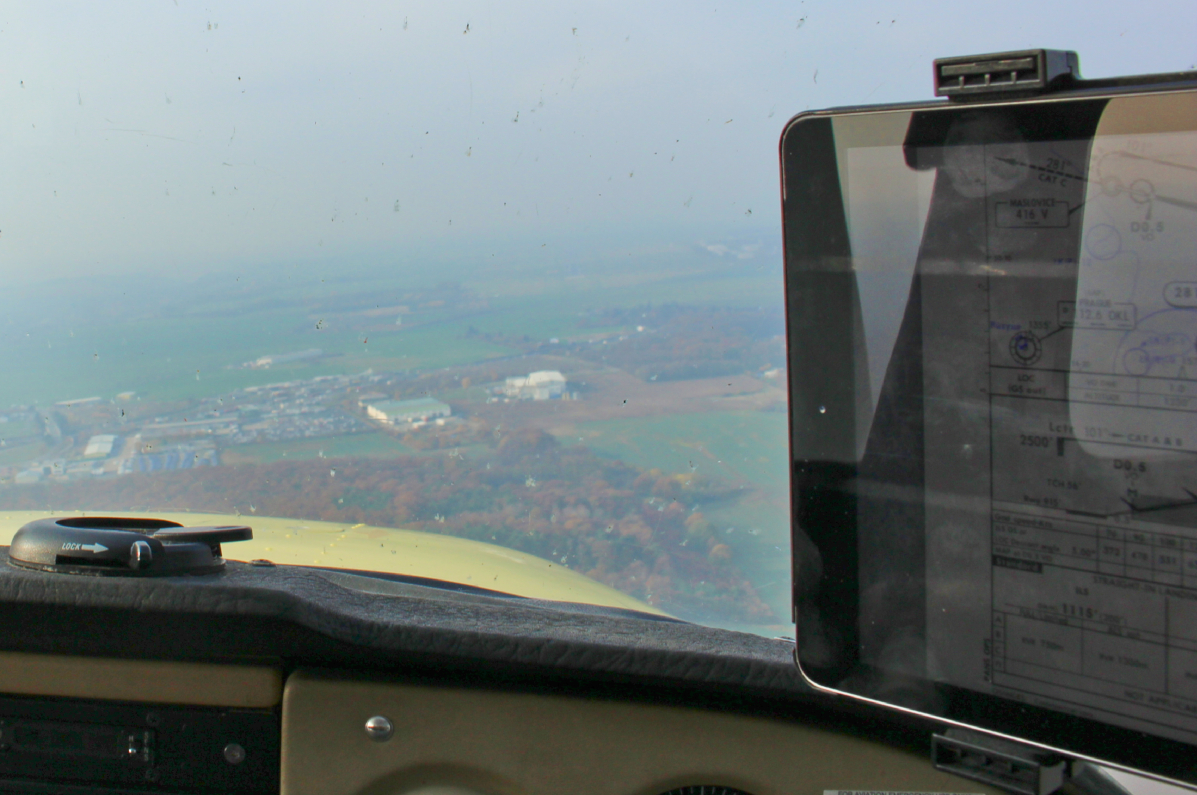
left=574, top=304, right=785, bottom=381
left=0, top=429, right=775, bottom=624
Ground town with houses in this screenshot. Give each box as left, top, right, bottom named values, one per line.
left=0, top=354, right=571, bottom=486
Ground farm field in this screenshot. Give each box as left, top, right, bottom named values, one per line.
left=0, top=441, right=50, bottom=467
left=0, top=251, right=781, bottom=408
left=569, top=410, right=788, bottom=489
left=220, top=432, right=418, bottom=466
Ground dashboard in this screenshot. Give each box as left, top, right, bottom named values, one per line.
left=0, top=550, right=998, bottom=795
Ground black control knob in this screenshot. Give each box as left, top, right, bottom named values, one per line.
left=6, top=517, right=253, bottom=577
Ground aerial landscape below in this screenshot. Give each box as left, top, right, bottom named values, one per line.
left=0, top=254, right=791, bottom=634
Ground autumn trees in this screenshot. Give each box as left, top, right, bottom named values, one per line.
left=0, top=428, right=774, bottom=624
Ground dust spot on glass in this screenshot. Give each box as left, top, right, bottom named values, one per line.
left=818, top=405, right=826, bottom=414
left=462, top=22, right=470, bottom=34
left=572, top=27, right=577, bottom=35
left=525, top=476, right=536, bottom=489
left=403, top=16, right=408, bottom=30
left=512, top=111, right=519, bottom=123
left=393, top=200, right=400, bottom=212
left=684, top=197, right=692, bottom=208
left=813, top=69, right=818, bottom=84
left=796, top=17, right=807, bottom=28
left=330, top=469, right=336, bottom=478
left=745, top=209, right=752, bottom=216
left=465, top=147, right=471, bottom=157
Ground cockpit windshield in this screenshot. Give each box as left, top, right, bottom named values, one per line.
left=1, top=3, right=1192, bottom=637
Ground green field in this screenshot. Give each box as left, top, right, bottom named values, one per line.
left=0, top=419, right=41, bottom=440
left=0, top=250, right=782, bottom=409
left=0, top=441, right=50, bottom=467
left=572, top=411, right=788, bottom=491
left=220, top=432, right=418, bottom=465
left=220, top=431, right=496, bottom=466
left=0, top=311, right=519, bottom=408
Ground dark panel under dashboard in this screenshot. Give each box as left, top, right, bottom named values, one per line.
left=0, top=694, right=277, bottom=794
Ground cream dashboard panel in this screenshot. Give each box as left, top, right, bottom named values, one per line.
left=281, top=670, right=997, bottom=795
left=0, top=651, right=282, bottom=707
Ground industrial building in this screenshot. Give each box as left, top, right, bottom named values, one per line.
left=365, top=397, right=451, bottom=426
left=503, top=370, right=567, bottom=400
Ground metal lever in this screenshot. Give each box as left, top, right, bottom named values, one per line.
left=150, top=526, right=253, bottom=543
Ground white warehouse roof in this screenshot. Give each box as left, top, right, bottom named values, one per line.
left=83, top=434, right=118, bottom=458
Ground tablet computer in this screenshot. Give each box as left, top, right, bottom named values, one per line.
left=783, top=64, right=1197, bottom=784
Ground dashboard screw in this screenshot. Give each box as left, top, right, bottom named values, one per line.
left=364, top=715, right=394, bottom=742
left=223, top=742, right=246, bottom=764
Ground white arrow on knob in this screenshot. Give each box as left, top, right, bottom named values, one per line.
left=80, top=543, right=108, bottom=554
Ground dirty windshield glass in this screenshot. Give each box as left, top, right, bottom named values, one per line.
left=0, top=4, right=1191, bottom=637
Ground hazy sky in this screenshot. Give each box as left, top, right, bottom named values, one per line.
left=2, top=1, right=1195, bottom=282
